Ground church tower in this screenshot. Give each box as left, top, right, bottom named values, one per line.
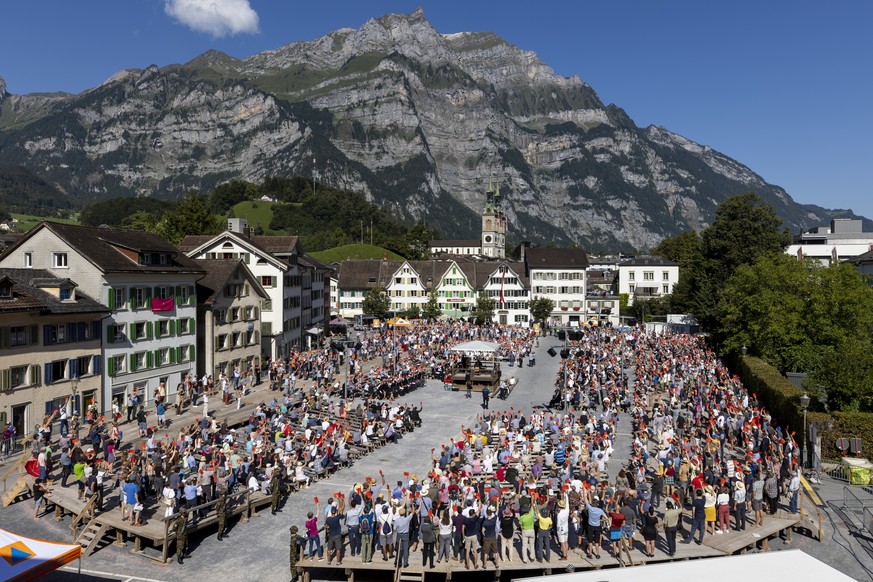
left=481, top=181, right=506, bottom=259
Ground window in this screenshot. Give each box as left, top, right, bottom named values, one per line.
left=51, top=325, right=66, bottom=343
left=10, top=365, right=28, bottom=388
left=261, top=299, right=272, bottom=312
left=52, top=252, right=68, bottom=268
left=158, top=320, right=169, bottom=337
left=663, top=284, right=670, bottom=294
left=217, top=334, right=228, bottom=350
left=232, top=332, right=242, bottom=347
left=51, top=360, right=66, bottom=382
left=77, top=355, right=92, bottom=376
left=134, top=322, right=147, bottom=340
left=261, top=276, right=274, bottom=288
left=246, top=330, right=256, bottom=345
left=662, top=271, right=670, bottom=281
left=629, top=284, right=635, bottom=293
left=179, top=319, right=190, bottom=334
left=109, top=323, right=126, bottom=342
left=514, top=314, right=529, bottom=323
left=135, top=287, right=146, bottom=309
left=245, top=306, right=256, bottom=320
left=628, top=272, right=635, bottom=281
left=135, top=352, right=146, bottom=370
left=157, top=286, right=171, bottom=299
left=231, top=307, right=240, bottom=322
left=10, top=326, right=27, bottom=347
left=24, top=253, right=32, bottom=268
left=215, top=309, right=227, bottom=324
left=59, top=288, right=72, bottom=301
left=112, top=288, right=126, bottom=309
left=180, top=285, right=190, bottom=305
left=643, top=271, right=654, bottom=281
left=156, top=349, right=167, bottom=366
left=112, top=355, right=126, bottom=375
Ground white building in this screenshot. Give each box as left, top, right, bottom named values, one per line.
left=617, top=255, right=679, bottom=306
left=429, top=240, right=481, bottom=257
left=525, top=247, right=590, bottom=326
left=179, top=230, right=302, bottom=359
left=194, top=258, right=268, bottom=381
left=788, top=219, right=873, bottom=265
left=0, top=222, right=204, bottom=414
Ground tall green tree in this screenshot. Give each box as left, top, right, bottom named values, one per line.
left=473, top=292, right=496, bottom=325
left=672, top=192, right=791, bottom=333
left=651, top=230, right=701, bottom=268
left=156, top=191, right=222, bottom=245
left=361, top=286, right=391, bottom=320
left=529, top=297, right=555, bottom=324
left=809, top=337, right=873, bottom=412
left=422, top=291, right=442, bottom=320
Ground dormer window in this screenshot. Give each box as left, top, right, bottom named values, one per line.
left=59, top=288, right=74, bottom=301
left=0, top=283, right=11, bottom=299
left=140, top=253, right=151, bottom=265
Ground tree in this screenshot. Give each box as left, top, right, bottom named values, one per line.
left=121, top=210, right=159, bottom=233
left=422, top=291, right=442, bottom=320
left=401, top=305, right=421, bottom=320
left=809, top=337, right=873, bottom=412
left=156, top=191, right=222, bottom=245
left=529, top=297, right=555, bottom=324
left=672, top=192, right=792, bottom=332
left=473, top=292, right=496, bottom=324
left=651, top=230, right=701, bottom=269
left=362, top=287, right=391, bottom=320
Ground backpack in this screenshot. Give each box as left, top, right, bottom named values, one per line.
left=381, top=518, right=392, bottom=535
left=361, top=515, right=371, bottom=533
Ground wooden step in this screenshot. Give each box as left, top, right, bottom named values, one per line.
left=396, top=572, right=425, bottom=582
left=75, top=519, right=109, bottom=557
left=1, top=477, right=29, bottom=507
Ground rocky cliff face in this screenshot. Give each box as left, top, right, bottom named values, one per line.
left=0, top=9, right=863, bottom=250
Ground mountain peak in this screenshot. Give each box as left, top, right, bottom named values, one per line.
left=0, top=75, right=7, bottom=99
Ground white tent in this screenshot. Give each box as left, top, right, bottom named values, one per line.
left=0, top=528, right=81, bottom=581
left=511, top=550, right=855, bottom=582
left=450, top=340, right=500, bottom=353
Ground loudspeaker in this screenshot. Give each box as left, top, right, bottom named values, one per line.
left=560, top=349, right=570, bottom=360
left=557, top=330, right=566, bottom=341
left=547, top=347, right=557, bottom=358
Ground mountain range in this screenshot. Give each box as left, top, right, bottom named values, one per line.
left=0, top=9, right=867, bottom=251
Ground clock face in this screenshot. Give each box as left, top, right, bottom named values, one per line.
left=485, top=235, right=492, bottom=243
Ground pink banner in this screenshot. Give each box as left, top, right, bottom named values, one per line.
left=151, top=298, right=175, bottom=312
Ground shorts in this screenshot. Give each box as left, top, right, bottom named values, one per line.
left=557, top=529, right=568, bottom=543
left=464, top=536, right=480, bottom=551
left=380, top=533, right=392, bottom=546
left=327, top=535, right=341, bottom=553
left=621, top=524, right=635, bottom=539
left=587, top=526, right=601, bottom=543
left=609, top=529, right=621, bottom=541
left=138, top=422, right=147, bottom=431
left=35, top=496, right=45, bottom=507
left=751, top=499, right=762, bottom=511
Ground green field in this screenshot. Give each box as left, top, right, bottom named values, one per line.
left=228, top=200, right=285, bottom=235
left=310, top=243, right=404, bottom=264
left=10, top=213, right=79, bottom=232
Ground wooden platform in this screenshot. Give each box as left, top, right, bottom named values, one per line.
left=296, top=512, right=800, bottom=581
left=40, top=477, right=272, bottom=562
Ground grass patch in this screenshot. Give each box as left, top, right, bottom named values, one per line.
left=10, top=212, right=78, bottom=232
left=310, top=243, right=403, bottom=264
left=229, top=200, right=285, bottom=235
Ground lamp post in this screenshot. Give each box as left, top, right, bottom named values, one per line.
left=70, top=376, right=80, bottom=416
left=741, top=345, right=747, bottom=357
left=800, top=392, right=811, bottom=468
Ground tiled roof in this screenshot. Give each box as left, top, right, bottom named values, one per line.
left=13, top=222, right=204, bottom=274
left=194, top=258, right=269, bottom=305
left=620, top=255, right=679, bottom=267
left=524, top=247, right=590, bottom=270
left=0, top=268, right=109, bottom=314
left=251, top=236, right=300, bottom=254
left=179, top=232, right=295, bottom=269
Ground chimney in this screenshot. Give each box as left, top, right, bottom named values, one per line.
left=520, top=241, right=531, bottom=263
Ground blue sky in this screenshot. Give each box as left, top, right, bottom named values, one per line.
left=1, top=1, right=871, bottom=221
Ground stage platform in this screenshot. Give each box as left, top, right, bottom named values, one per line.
left=296, top=512, right=800, bottom=581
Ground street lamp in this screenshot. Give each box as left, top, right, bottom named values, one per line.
left=800, top=392, right=811, bottom=468
left=741, top=345, right=747, bottom=357
left=70, top=376, right=80, bottom=416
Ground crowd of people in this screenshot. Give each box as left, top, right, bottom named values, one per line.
left=289, top=326, right=804, bottom=578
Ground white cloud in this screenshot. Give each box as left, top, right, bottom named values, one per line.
left=165, top=0, right=260, bottom=38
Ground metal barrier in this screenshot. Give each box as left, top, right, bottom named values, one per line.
left=842, top=485, right=873, bottom=532
left=818, top=456, right=850, bottom=483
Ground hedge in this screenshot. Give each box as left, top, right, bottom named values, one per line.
left=732, top=355, right=873, bottom=459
